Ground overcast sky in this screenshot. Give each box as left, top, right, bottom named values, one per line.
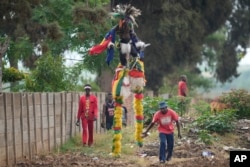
left=239, top=48, right=250, bottom=65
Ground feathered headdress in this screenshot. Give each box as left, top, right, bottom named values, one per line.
left=111, top=4, right=141, bottom=27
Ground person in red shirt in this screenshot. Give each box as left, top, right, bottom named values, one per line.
left=142, top=101, right=181, bottom=164
left=178, top=75, right=188, bottom=97
left=76, top=84, right=98, bottom=147
left=178, top=75, right=188, bottom=116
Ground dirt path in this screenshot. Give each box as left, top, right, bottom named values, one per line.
left=15, top=118, right=250, bottom=167
left=141, top=118, right=250, bottom=166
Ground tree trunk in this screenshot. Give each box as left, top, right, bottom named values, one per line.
left=97, top=69, right=114, bottom=92
left=0, top=38, right=10, bottom=92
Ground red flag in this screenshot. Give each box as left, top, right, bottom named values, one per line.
left=88, top=37, right=111, bottom=55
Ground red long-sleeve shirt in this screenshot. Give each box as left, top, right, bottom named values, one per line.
left=77, top=95, right=98, bottom=120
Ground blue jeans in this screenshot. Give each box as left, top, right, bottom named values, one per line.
left=159, top=133, right=174, bottom=161
left=106, top=121, right=113, bottom=130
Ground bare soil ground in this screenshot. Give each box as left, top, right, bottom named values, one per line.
left=15, top=118, right=250, bottom=167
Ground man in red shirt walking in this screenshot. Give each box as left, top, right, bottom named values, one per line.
left=142, top=101, right=182, bottom=164
left=76, top=84, right=98, bottom=147
left=178, top=75, right=188, bottom=116
left=178, top=75, right=188, bottom=97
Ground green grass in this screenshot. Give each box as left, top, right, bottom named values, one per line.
left=54, top=126, right=159, bottom=165
left=57, top=135, right=82, bottom=152
left=56, top=127, right=140, bottom=155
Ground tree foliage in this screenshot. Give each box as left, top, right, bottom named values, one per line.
left=0, top=0, right=110, bottom=68
left=0, top=0, right=43, bottom=68
left=24, top=53, right=68, bottom=92
left=1, top=0, right=249, bottom=93
left=220, top=89, right=250, bottom=119
left=0, top=0, right=111, bottom=91
left=215, top=0, right=250, bottom=82
left=114, top=0, right=250, bottom=94
left=2, top=67, right=25, bottom=82
left=0, top=37, right=10, bottom=91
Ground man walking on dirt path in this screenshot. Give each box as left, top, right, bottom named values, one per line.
left=142, top=101, right=182, bottom=164
left=101, top=92, right=128, bottom=130
left=101, top=92, right=115, bottom=130
left=178, top=75, right=188, bottom=97
left=178, top=75, right=188, bottom=116
left=76, top=84, right=98, bottom=147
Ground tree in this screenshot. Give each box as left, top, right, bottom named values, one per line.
left=25, top=53, right=68, bottom=92
left=0, top=0, right=111, bottom=91
left=0, top=0, right=43, bottom=69
left=2, top=0, right=248, bottom=94
left=215, top=0, right=250, bottom=82
left=110, top=0, right=249, bottom=95
left=0, top=37, right=10, bottom=91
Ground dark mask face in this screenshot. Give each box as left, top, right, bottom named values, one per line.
left=107, top=94, right=113, bottom=102
left=85, top=89, right=91, bottom=95
left=160, top=107, right=167, bottom=114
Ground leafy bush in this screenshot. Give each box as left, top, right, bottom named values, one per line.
left=24, top=54, right=69, bottom=92
left=166, top=96, right=179, bottom=111
left=192, top=109, right=236, bottom=134
left=143, top=96, right=166, bottom=125
left=197, top=129, right=215, bottom=145
left=167, top=96, right=192, bottom=116
left=220, top=89, right=250, bottom=119
left=192, top=99, right=211, bottom=115
left=142, top=96, right=190, bottom=125
left=2, top=67, right=26, bottom=82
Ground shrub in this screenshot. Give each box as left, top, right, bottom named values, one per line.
left=142, top=96, right=165, bottom=125
left=2, top=67, right=26, bottom=82
left=220, top=89, right=250, bottom=119
left=165, top=96, right=192, bottom=116
left=197, top=129, right=215, bottom=145
left=24, top=54, right=68, bottom=92
left=192, top=99, right=210, bottom=115
left=192, top=109, right=236, bottom=134
left=142, top=96, right=190, bottom=125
